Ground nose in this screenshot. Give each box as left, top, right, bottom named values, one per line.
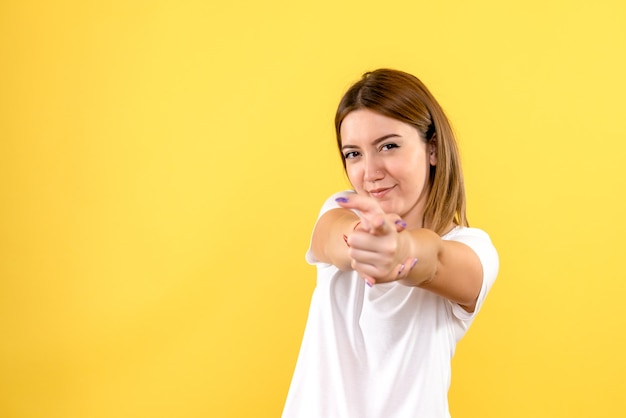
left=363, top=155, right=384, bottom=182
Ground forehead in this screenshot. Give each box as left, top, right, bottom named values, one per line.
left=340, top=109, right=416, bottom=144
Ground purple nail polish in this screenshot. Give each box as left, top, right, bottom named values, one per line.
left=335, top=197, right=349, bottom=203
left=397, top=263, right=406, bottom=276
left=410, top=258, right=418, bottom=270
left=395, top=219, right=407, bottom=228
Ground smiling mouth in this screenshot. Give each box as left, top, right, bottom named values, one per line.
left=368, top=186, right=394, bottom=199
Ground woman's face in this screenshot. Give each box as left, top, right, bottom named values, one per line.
left=340, top=109, right=436, bottom=228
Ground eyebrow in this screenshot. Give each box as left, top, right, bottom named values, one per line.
left=341, top=133, right=401, bottom=150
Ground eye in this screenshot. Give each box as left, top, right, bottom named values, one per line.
left=343, top=151, right=360, bottom=160
left=380, top=143, right=399, bottom=152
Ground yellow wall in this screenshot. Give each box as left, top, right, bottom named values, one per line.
left=1, top=0, right=624, bottom=417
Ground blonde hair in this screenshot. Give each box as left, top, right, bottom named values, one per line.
left=334, top=68, right=468, bottom=235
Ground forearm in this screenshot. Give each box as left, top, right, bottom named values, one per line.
left=400, top=229, right=483, bottom=310
left=311, top=208, right=360, bottom=270
left=399, top=229, right=441, bottom=287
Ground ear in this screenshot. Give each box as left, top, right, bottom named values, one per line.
left=428, top=136, right=437, bottom=166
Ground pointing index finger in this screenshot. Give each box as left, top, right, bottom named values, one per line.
left=335, top=195, right=390, bottom=234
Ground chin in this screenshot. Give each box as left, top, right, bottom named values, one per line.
left=379, top=202, right=399, bottom=214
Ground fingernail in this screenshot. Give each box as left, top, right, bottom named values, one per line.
left=410, top=258, right=418, bottom=270
left=397, top=263, right=406, bottom=276
left=342, top=234, right=350, bottom=247
left=335, top=197, right=349, bottom=203
left=395, top=219, right=407, bottom=228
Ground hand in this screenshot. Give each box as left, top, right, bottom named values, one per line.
left=337, top=195, right=417, bottom=285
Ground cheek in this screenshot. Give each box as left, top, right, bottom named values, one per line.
left=396, top=160, right=429, bottom=187
left=345, top=166, right=362, bottom=188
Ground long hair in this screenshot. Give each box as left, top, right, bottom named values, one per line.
left=334, top=68, right=468, bottom=234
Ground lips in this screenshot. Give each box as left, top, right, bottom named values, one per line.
left=368, top=186, right=394, bottom=199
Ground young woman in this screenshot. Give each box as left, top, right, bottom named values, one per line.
left=283, top=69, right=499, bottom=418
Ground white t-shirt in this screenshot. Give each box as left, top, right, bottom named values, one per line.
left=283, top=191, right=499, bottom=418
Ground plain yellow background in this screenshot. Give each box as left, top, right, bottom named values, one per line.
left=1, top=0, right=625, bottom=417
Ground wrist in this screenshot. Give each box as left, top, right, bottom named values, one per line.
left=401, top=229, right=416, bottom=262
left=398, top=230, right=422, bottom=286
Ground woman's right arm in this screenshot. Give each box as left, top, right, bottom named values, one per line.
left=310, top=208, right=361, bottom=271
